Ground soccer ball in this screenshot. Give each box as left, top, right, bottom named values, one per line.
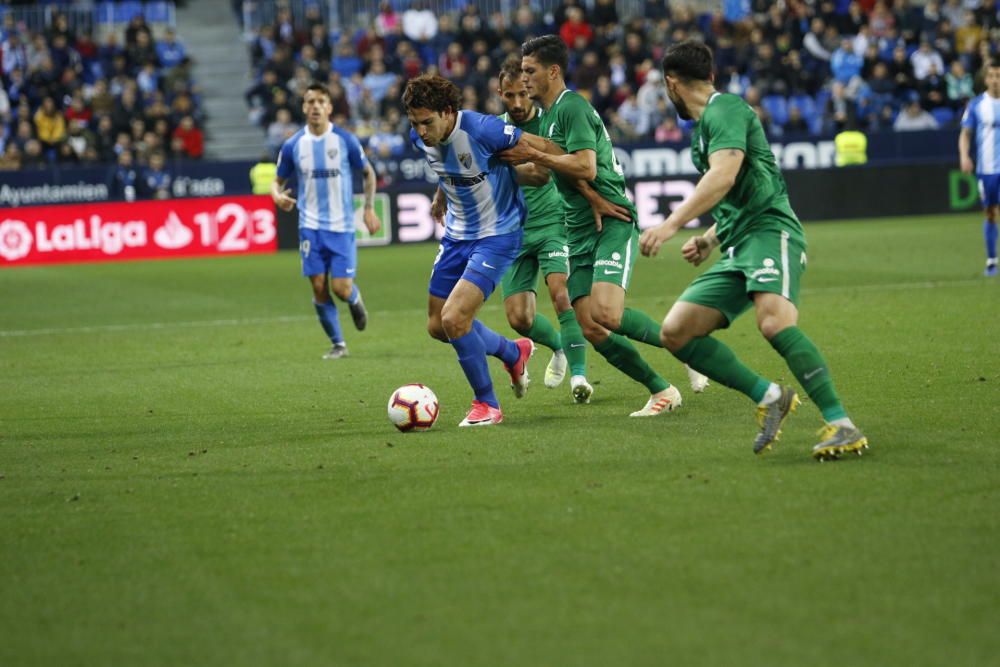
left=387, top=384, right=440, bottom=432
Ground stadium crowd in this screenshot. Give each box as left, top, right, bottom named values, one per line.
left=246, top=0, right=1000, bottom=174
left=0, top=6, right=204, bottom=199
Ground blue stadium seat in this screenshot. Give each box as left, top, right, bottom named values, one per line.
left=144, top=1, right=172, bottom=25
left=931, top=107, right=955, bottom=125
left=791, top=94, right=817, bottom=119
left=115, top=1, right=143, bottom=24
left=95, top=1, right=115, bottom=24
left=762, top=95, right=789, bottom=126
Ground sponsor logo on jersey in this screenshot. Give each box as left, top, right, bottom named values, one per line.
left=750, top=258, right=782, bottom=280
left=594, top=258, right=624, bottom=269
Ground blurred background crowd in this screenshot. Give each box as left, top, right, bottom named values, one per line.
left=2, top=0, right=998, bottom=189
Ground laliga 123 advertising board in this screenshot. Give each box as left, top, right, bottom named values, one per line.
left=0, top=195, right=277, bottom=267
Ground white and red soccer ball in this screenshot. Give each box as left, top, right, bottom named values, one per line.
left=387, top=384, right=440, bottom=432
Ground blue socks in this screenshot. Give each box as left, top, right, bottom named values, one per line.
left=472, top=320, right=519, bottom=366
left=342, top=284, right=361, bottom=305
left=450, top=329, right=499, bottom=408
left=985, top=220, right=997, bottom=261
left=313, top=300, right=343, bottom=344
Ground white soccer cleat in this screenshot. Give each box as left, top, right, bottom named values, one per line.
left=685, top=364, right=709, bottom=393
left=322, top=343, right=348, bottom=359
left=570, top=375, right=593, bottom=404
left=544, top=350, right=568, bottom=388
left=629, top=385, right=682, bottom=417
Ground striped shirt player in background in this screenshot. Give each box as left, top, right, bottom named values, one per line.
left=273, top=83, right=380, bottom=359
left=959, top=56, right=1000, bottom=277
left=405, top=74, right=549, bottom=427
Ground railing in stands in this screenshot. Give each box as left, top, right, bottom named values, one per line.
left=0, top=1, right=176, bottom=35
left=240, top=0, right=646, bottom=38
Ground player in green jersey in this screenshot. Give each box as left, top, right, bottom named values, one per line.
left=501, top=35, right=700, bottom=416
left=494, top=56, right=590, bottom=395
left=639, top=40, right=868, bottom=460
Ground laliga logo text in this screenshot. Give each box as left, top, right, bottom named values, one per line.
left=34, top=215, right=148, bottom=255
left=0, top=219, right=33, bottom=261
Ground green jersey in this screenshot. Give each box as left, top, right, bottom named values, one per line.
left=500, top=109, right=565, bottom=232
left=537, top=89, right=637, bottom=229
left=690, top=93, right=804, bottom=247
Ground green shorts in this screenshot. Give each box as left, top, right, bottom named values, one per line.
left=500, top=226, right=569, bottom=297
left=679, top=229, right=807, bottom=326
left=565, top=219, right=638, bottom=303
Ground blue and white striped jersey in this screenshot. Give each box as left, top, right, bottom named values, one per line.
left=961, top=94, right=1000, bottom=176
left=411, top=110, right=526, bottom=240
left=276, top=124, right=367, bottom=231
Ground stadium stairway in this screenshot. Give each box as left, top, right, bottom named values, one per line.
left=176, top=0, right=262, bottom=160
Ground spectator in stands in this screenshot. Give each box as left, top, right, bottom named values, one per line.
left=946, top=60, right=974, bottom=109
left=559, top=7, right=593, bottom=49
left=266, top=107, right=296, bottom=158
left=374, top=1, right=401, bottom=40
left=911, top=39, right=946, bottom=81
left=111, top=149, right=138, bottom=200
left=142, top=150, right=171, bottom=199
left=894, top=96, right=940, bottom=131
left=94, top=114, right=117, bottom=161
left=654, top=115, right=683, bottom=143
left=127, top=30, right=157, bottom=72
left=362, top=60, right=398, bottom=103
left=825, top=80, right=858, bottom=133
left=368, top=120, right=405, bottom=157
left=156, top=28, right=186, bottom=70
left=33, top=95, right=65, bottom=150
left=637, top=68, right=670, bottom=131
left=0, top=143, right=21, bottom=170
left=23, top=138, right=45, bottom=167
left=273, top=6, right=297, bottom=47
left=403, top=1, right=438, bottom=44
left=785, top=104, right=811, bottom=135
left=172, top=115, right=203, bottom=159
left=831, top=38, right=864, bottom=95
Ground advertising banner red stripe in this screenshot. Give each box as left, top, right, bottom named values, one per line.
left=0, top=195, right=278, bottom=267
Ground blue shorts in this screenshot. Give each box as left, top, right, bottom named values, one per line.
left=299, top=228, right=356, bottom=278
left=978, top=174, right=1000, bottom=208
left=429, top=231, right=523, bottom=301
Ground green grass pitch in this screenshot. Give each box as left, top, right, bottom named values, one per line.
left=1, top=214, right=998, bottom=666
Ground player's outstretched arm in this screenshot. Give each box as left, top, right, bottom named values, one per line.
left=499, top=133, right=595, bottom=181
left=271, top=176, right=296, bottom=212
left=639, top=148, right=743, bottom=257
left=361, top=162, right=380, bottom=234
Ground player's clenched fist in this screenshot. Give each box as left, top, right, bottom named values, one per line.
left=681, top=235, right=713, bottom=266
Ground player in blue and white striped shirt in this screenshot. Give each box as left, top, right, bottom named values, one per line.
left=405, top=74, right=550, bottom=427
left=273, top=83, right=380, bottom=358
left=959, top=57, right=1000, bottom=277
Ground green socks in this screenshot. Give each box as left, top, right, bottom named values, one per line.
left=525, top=313, right=562, bottom=353
left=769, top=326, right=847, bottom=422
left=674, top=336, right=771, bottom=402
left=616, top=307, right=664, bottom=347
left=557, top=309, right=587, bottom=377
left=594, top=333, right=669, bottom=394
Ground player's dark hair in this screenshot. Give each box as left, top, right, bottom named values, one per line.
left=661, top=40, right=715, bottom=83
left=498, top=54, right=523, bottom=87
left=403, top=74, right=462, bottom=113
left=304, top=82, right=332, bottom=101
left=521, top=34, right=568, bottom=78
